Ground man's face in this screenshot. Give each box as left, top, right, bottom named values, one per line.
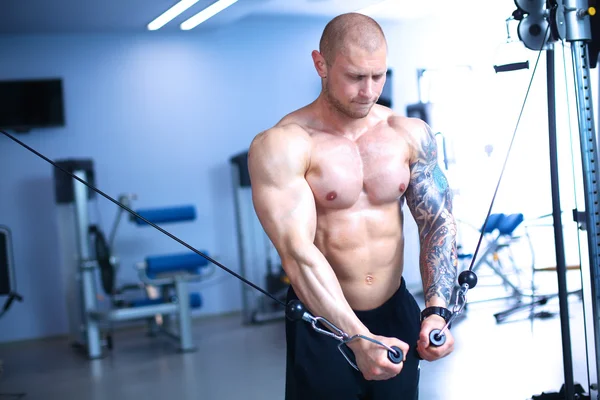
left=324, top=43, right=388, bottom=119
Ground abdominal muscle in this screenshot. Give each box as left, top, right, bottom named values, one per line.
left=313, top=198, right=405, bottom=311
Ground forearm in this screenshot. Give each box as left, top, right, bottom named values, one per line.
left=283, top=244, right=369, bottom=338
left=419, top=213, right=458, bottom=308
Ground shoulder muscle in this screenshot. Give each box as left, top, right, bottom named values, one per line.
left=388, top=115, right=435, bottom=164
left=248, top=124, right=312, bottom=187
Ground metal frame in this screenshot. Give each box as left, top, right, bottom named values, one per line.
left=563, top=1, right=600, bottom=396
left=230, top=160, right=254, bottom=324
left=513, top=1, right=600, bottom=397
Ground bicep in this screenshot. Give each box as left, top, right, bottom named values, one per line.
left=251, top=177, right=317, bottom=258
left=247, top=129, right=317, bottom=260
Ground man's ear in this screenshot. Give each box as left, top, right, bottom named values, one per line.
left=312, top=50, right=328, bottom=78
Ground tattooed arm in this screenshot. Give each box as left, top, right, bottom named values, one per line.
left=395, top=117, right=457, bottom=360
left=403, top=120, right=457, bottom=308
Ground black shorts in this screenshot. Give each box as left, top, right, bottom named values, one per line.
left=285, top=278, right=422, bottom=400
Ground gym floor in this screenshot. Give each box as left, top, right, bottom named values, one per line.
left=0, top=272, right=592, bottom=400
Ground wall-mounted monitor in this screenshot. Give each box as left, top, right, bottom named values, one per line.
left=0, top=78, right=65, bottom=132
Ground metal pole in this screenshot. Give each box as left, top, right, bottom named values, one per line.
left=564, top=0, right=600, bottom=392
left=73, top=169, right=101, bottom=359
left=175, top=276, right=194, bottom=352
left=547, top=45, right=576, bottom=400
left=230, top=156, right=252, bottom=324
left=571, top=40, right=600, bottom=395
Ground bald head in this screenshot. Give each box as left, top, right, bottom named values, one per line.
left=319, top=13, right=387, bottom=65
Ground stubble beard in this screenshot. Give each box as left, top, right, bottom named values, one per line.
left=323, top=82, right=372, bottom=119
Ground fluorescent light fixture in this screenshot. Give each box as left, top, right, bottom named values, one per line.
left=180, top=0, right=238, bottom=30
left=148, top=0, right=200, bottom=31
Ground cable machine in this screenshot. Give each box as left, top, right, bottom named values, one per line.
left=0, top=226, right=22, bottom=320
left=507, top=1, right=600, bottom=398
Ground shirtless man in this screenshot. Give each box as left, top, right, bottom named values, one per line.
left=248, top=12, right=457, bottom=400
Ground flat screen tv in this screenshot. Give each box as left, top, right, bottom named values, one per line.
left=0, top=78, right=65, bottom=131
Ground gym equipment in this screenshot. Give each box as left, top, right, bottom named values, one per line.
left=285, top=299, right=404, bottom=369
left=0, top=226, right=15, bottom=296
left=459, top=213, right=534, bottom=304
left=458, top=212, right=581, bottom=324
left=230, top=151, right=289, bottom=324
left=0, top=225, right=23, bottom=320
left=0, top=226, right=25, bottom=398
left=493, top=10, right=531, bottom=73
left=504, top=1, right=599, bottom=398
left=53, top=158, right=210, bottom=359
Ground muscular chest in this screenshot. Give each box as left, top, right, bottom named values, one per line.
left=307, top=129, right=411, bottom=209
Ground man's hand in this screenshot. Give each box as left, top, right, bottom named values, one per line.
left=417, top=315, right=454, bottom=361
left=347, top=334, right=410, bottom=381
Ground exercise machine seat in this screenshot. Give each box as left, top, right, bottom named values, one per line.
left=497, top=213, right=524, bottom=236
left=131, top=205, right=196, bottom=225
left=482, top=213, right=506, bottom=233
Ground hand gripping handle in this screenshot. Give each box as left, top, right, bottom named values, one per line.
left=387, top=346, right=404, bottom=364
left=428, top=329, right=447, bottom=347
left=425, top=270, right=475, bottom=349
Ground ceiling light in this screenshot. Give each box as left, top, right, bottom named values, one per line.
left=148, top=0, right=201, bottom=31
left=180, top=0, right=239, bottom=30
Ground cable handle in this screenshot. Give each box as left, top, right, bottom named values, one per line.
left=286, top=300, right=404, bottom=367
left=427, top=270, right=478, bottom=348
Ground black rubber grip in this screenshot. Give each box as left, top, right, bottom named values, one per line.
left=429, top=329, right=446, bottom=347
left=494, top=61, right=529, bottom=73
left=387, top=346, right=403, bottom=364
left=285, top=300, right=306, bottom=322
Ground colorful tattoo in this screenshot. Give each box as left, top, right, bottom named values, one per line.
left=405, top=125, right=457, bottom=305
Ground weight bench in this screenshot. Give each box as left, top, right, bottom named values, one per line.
left=87, top=205, right=210, bottom=357
left=458, top=212, right=531, bottom=305
left=54, top=161, right=211, bottom=359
